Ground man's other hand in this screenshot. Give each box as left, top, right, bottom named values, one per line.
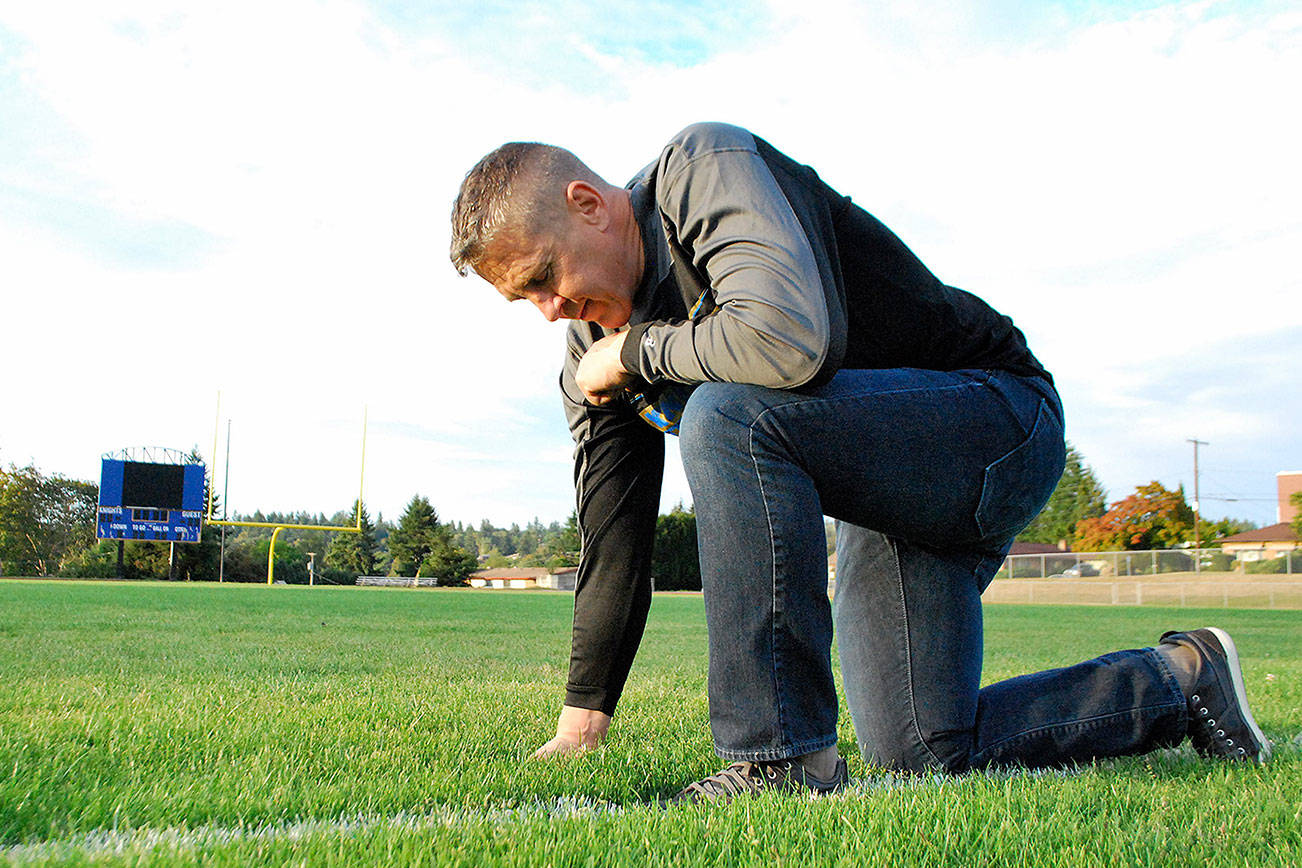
left=532, top=705, right=612, bottom=758
left=575, top=331, right=634, bottom=405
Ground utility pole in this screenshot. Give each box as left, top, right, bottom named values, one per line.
left=1188, top=438, right=1208, bottom=573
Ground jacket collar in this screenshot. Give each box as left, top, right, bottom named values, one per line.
left=627, top=170, right=675, bottom=325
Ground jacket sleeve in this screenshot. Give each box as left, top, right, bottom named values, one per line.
left=619, top=125, right=833, bottom=389
left=560, top=324, right=664, bottom=716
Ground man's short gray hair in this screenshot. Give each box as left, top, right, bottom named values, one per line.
left=449, top=142, right=599, bottom=276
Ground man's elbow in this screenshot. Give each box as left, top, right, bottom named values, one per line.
left=775, top=329, right=834, bottom=389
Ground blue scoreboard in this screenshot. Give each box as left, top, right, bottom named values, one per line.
left=97, top=460, right=206, bottom=543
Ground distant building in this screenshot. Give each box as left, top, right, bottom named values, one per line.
left=1279, top=471, right=1302, bottom=524
left=538, top=568, right=577, bottom=591
left=1218, top=523, right=1299, bottom=564
left=1008, top=541, right=1071, bottom=555
left=469, top=567, right=578, bottom=590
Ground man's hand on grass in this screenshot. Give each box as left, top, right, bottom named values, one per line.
left=532, top=705, right=612, bottom=758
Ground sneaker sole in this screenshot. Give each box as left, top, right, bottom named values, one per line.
left=1205, top=627, right=1272, bottom=763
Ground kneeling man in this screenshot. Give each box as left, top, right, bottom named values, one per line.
left=449, top=123, right=1270, bottom=801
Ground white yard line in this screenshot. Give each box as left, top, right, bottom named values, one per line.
left=2, top=798, right=622, bottom=863
left=0, top=769, right=1077, bottom=862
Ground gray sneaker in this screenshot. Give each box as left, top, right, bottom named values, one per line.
left=670, top=758, right=849, bottom=804
left=1160, top=627, right=1271, bottom=763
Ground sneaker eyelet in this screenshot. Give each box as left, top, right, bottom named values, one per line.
left=1238, top=747, right=1246, bottom=755
left=1199, top=708, right=1209, bottom=716
left=1216, top=730, right=1225, bottom=738
left=1207, top=718, right=1216, bottom=726
left=1226, top=739, right=1233, bottom=746
left=1191, top=694, right=1200, bottom=703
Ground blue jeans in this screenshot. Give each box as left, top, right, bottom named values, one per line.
left=678, top=367, right=1188, bottom=770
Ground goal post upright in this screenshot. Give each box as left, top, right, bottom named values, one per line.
left=204, top=392, right=369, bottom=584
left=208, top=391, right=221, bottom=524
left=357, top=406, right=367, bottom=531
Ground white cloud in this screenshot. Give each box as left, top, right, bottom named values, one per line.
left=1, top=0, right=1298, bottom=527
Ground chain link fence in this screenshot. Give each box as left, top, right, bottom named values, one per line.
left=988, top=549, right=1302, bottom=609
left=997, top=549, right=1297, bottom=579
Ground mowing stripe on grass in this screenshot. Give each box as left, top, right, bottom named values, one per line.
left=0, top=766, right=1113, bottom=863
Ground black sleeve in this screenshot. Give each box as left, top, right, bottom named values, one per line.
left=561, top=327, right=665, bottom=716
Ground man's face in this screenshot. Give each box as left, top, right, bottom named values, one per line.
left=476, top=214, right=639, bottom=330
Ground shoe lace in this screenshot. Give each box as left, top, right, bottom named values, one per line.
left=682, top=761, right=786, bottom=798
left=1191, top=693, right=1250, bottom=758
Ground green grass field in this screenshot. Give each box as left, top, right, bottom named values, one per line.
left=1, top=581, right=1299, bottom=866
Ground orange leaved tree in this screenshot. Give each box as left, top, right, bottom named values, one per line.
left=1073, top=481, right=1195, bottom=552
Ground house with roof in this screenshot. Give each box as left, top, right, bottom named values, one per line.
left=469, top=566, right=578, bottom=590
left=1008, top=541, right=1070, bottom=556
left=1218, top=523, right=1299, bottom=564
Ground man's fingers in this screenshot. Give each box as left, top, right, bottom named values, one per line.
left=532, top=735, right=587, bottom=759
left=534, top=705, right=611, bottom=758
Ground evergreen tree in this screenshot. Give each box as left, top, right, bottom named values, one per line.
left=416, top=535, right=478, bottom=586
left=451, top=522, right=482, bottom=560
left=652, top=504, right=700, bottom=591
left=389, top=495, right=441, bottom=577
left=387, top=495, right=477, bottom=584
left=325, top=499, right=377, bottom=580
left=1017, top=444, right=1107, bottom=545
left=537, top=510, right=580, bottom=568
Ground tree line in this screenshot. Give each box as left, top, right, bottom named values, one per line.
left=0, top=462, right=706, bottom=589
left=5, top=445, right=1289, bottom=586
left=1013, top=444, right=1262, bottom=551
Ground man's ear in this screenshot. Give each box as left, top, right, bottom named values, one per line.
left=565, top=181, right=609, bottom=228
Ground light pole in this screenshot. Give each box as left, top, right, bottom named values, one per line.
left=1188, top=438, right=1208, bottom=573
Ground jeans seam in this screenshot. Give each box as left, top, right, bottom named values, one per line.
left=972, top=702, right=1183, bottom=763
left=747, top=422, right=787, bottom=747
left=978, top=373, right=1033, bottom=438
left=889, top=536, right=947, bottom=769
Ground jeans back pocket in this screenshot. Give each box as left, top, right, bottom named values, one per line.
left=975, top=400, right=1066, bottom=541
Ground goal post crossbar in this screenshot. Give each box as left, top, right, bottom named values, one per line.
left=205, top=393, right=368, bottom=584
left=205, top=519, right=363, bottom=533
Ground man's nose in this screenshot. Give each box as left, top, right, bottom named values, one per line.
left=535, top=293, right=566, bottom=322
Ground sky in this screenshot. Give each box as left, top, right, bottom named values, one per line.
left=1, top=0, right=1299, bottom=530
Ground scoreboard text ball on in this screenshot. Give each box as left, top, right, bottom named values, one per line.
left=97, top=452, right=206, bottom=543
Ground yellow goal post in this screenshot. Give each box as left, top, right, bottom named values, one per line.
left=204, top=392, right=367, bottom=584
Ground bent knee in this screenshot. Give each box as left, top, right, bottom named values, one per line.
left=861, top=733, right=971, bottom=775
left=679, top=383, right=759, bottom=459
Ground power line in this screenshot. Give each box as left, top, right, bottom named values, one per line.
left=1201, top=495, right=1275, bottom=503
